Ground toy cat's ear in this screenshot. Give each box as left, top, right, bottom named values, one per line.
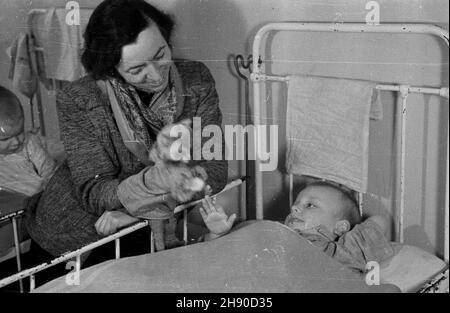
left=192, top=166, right=208, bottom=181
left=179, top=118, right=192, bottom=129
left=158, top=131, right=172, bottom=147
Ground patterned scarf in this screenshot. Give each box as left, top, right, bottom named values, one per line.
left=108, top=63, right=182, bottom=151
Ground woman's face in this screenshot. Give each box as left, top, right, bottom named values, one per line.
left=116, top=23, right=172, bottom=93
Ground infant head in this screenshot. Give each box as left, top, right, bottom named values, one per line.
left=285, top=181, right=361, bottom=238
left=0, top=85, right=25, bottom=155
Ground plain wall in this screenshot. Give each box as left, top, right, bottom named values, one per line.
left=0, top=0, right=448, bottom=258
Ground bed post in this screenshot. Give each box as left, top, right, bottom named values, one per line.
left=445, top=117, right=449, bottom=263
left=397, top=86, right=409, bottom=243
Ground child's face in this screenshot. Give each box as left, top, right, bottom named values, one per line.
left=0, top=121, right=25, bottom=155
left=284, top=185, right=343, bottom=235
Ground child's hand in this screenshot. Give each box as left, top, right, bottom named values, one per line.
left=199, top=196, right=236, bottom=237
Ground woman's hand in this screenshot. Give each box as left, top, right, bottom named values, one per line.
left=95, top=210, right=139, bottom=236
left=199, top=196, right=236, bottom=237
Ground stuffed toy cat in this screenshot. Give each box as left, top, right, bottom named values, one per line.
left=147, top=118, right=209, bottom=250
left=148, top=118, right=208, bottom=201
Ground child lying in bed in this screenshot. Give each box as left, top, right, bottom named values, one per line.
left=0, top=85, right=57, bottom=196
left=199, top=180, right=395, bottom=274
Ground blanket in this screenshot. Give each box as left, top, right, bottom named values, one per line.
left=34, top=221, right=399, bottom=293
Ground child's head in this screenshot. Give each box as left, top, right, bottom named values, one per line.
left=285, top=181, right=361, bottom=238
left=0, top=85, right=25, bottom=155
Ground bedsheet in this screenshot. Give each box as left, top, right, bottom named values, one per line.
left=35, top=221, right=399, bottom=293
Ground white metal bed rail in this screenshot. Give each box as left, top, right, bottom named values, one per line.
left=0, top=178, right=245, bottom=291
left=2, top=7, right=246, bottom=293
left=0, top=220, right=150, bottom=291
left=0, top=209, right=25, bottom=292
left=250, top=23, right=449, bottom=263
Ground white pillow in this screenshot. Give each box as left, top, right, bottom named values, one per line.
left=380, top=243, right=447, bottom=293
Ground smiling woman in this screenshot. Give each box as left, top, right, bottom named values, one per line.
left=116, top=26, right=173, bottom=93
left=24, top=0, right=228, bottom=264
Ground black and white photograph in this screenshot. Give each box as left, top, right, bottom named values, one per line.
left=0, top=0, right=448, bottom=299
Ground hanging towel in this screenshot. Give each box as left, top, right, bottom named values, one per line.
left=41, top=8, right=85, bottom=81
left=7, top=33, right=37, bottom=98
left=370, top=88, right=383, bottom=121
left=285, top=75, right=376, bottom=193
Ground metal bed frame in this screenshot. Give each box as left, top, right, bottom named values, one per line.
left=1, top=19, right=448, bottom=293
left=0, top=209, right=25, bottom=292
left=246, top=22, right=448, bottom=292
left=249, top=23, right=449, bottom=260
left=0, top=178, right=244, bottom=292
left=1, top=7, right=246, bottom=292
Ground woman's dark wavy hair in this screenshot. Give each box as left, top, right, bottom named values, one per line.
left=81, top=0, right=175, bottom=79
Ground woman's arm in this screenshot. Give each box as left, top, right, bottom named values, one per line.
left=192, top=63, right=228, bottom=194
left=56, top=86, right=123, bottom=216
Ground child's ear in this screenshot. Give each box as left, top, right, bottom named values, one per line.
left=333, top=220, right=350, bottom=236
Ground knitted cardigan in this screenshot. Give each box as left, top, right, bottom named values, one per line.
left=25, top=60, right=228, bottom=256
